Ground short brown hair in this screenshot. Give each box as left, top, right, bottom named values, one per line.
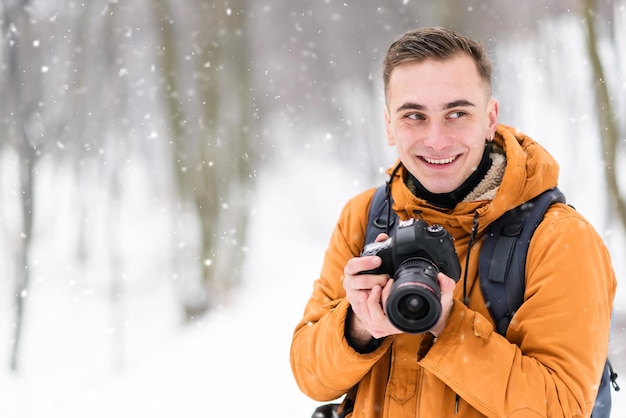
left=383, top=27, right=492, bottom=98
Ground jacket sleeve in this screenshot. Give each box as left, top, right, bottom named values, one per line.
left=420, top=204, right=617, bottom=417
left=289, top=189, right=392, bottom=402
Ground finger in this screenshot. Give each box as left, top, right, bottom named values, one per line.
left=368, top=284, right=402, bottom=338
left=367, top=285, right=387, bottom=321
left=380, top=279, right=394, bottom=307
left=374, top=233, right=389, bottom=243
left=350, top=290, right=369, bottom=318
left=437, top=272, right=457, bottom=293
left=344, top=255, right=382, bottom=277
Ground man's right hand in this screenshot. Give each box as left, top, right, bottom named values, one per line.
left=343, top=235, right=403, bottom=344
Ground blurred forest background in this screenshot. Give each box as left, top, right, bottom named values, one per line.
left=0, top=0, right=624, bottom=379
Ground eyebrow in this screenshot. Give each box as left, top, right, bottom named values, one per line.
left=395, top=99, right=476, bottom=113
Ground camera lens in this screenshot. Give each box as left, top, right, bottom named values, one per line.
left=385, top=258, right=442, bottom=334
left=398, top=294, right=429, bottom=318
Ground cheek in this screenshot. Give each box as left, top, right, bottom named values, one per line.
left=386, top=128, right=396, bottom=147
left=393, top=126, right=421, bottom=151
left=467, top=142, right=486, bottom=167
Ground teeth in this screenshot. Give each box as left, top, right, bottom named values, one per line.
left=424, top=156, right=456, bottom=165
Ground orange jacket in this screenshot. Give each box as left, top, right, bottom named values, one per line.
left=290, top=124, right=617, bottom=417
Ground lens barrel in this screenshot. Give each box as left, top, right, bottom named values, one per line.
left=385, top=258, right=442, bottom=334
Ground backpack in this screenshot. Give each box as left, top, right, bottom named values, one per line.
left=365, top=184, right=619, bottom=417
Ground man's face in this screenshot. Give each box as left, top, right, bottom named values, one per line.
left=384, top=54, right=498, bottom=194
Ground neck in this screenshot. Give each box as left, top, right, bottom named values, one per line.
left=406, top=144, right=492, bottom=209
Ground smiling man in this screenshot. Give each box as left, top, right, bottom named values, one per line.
left=384, top=54, right=497, bottom=195
left=290, top=28, right=616, bottom=417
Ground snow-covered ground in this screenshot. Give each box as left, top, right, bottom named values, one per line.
left=0, top=153, right=624, bottom=417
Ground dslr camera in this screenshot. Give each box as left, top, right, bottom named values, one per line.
left=360, top=218, right=461, bottom=334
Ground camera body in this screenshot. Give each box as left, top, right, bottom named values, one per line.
left=360, top=218, right=461, bottom=333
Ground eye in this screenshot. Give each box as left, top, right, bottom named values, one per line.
left=448, top=111, right=466, bottom=119
left=406, top=113, right=425, bottom=121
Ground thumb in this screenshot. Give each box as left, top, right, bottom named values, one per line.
left=437, top=272, right=456, bottom=293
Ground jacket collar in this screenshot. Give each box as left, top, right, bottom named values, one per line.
left=387, top=123, right=560, bottom=236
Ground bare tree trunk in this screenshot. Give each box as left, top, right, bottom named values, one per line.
left=11, top=141, right=35, bottom=371
left=582, top=0, right=626, bottom=232
left=2, top=0, right=39, bottom=371
left=100, top=0, right=128, bottom=371
left=195, top=0, right=255, bottom=293
left=152, top=0, right=256, bottom=319
left=152, top=0, right=209, bottom=317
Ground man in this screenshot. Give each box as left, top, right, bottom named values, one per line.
left=290, top=27, right=617, bottom=417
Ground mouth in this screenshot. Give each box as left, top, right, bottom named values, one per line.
left=421, top=155, right=459, bottom=165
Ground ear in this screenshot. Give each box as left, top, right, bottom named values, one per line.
left=384, top=106, right=395, bottom=146
left=487, top=97, right=499, bottom=135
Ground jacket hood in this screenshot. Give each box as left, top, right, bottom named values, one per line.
left=386, top=124, right=560, bottom=236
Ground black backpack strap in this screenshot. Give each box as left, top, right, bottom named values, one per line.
left=592, top=359, right=618, bottom=417
left=479, top=188, right=619, bottom=416
left=364, top=185, right=397, bottom=246
left=479, top=187, right=566, bottom=336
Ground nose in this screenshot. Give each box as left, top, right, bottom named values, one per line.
left=423, top=121, right=452, bottom=151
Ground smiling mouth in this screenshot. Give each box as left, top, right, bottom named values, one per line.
left=422, top=155, right=458, bottom=165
